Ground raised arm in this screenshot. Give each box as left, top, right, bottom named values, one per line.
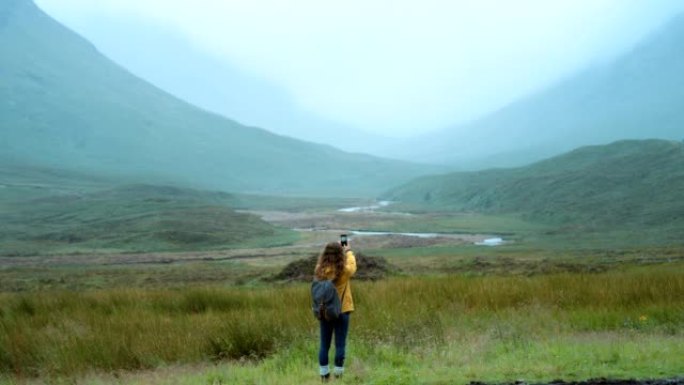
left=344, top=250, right=357, bottom=277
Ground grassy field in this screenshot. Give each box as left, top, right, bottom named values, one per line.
left=1, top=262, right=683, bottom=384
left=0, top=164, right=387, bottom=257
left=0, top=183, right=313, bottom=256
left=277, top=211, right=547, bottom=236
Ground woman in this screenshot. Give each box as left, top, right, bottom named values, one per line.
left=314, top=241, right=357, bottom=381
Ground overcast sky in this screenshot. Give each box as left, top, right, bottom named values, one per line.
left=35, top=0, right=684, bottom=138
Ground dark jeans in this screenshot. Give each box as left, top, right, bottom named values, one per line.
left=318, top=312, right=350, bottom=367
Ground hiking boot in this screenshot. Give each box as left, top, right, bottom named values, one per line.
left=321, top=373, right=330, bottom=382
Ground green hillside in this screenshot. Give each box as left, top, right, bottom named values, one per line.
left=0, top=165, right=300, bottom=256
left=410, top=13, right=684, bottom=166
left=0, top=0, right=437, bottom=198
left=385, top=140, right=684, bottom=234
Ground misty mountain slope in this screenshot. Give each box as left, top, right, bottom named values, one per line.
left=407, top=13, right=684, bottom=167
left=0, top=0, right=437, bottom=197
left=45, top=13, right=405, bottom=155
left=384, top=140, right=684, bottom=230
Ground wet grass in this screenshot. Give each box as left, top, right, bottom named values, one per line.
left=1, top=266, right=683, bottom=381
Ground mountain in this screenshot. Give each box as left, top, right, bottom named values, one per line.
left=384, top=140, right=684, bottom=231
left=36, top=12, right=403, bottom=156
left=401, top=13, right=684, bottom=167
left=0, top=0, right=438, bottom=198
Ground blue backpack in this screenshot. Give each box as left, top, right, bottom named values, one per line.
left=311, top=279, right=347, bottom=321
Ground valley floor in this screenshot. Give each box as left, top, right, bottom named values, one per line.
left=1, top=208, right=683, bottom=384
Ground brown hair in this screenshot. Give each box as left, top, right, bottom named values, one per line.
left=314, top=242, right=346, bottom=281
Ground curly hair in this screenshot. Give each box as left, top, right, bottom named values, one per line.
left=314, top=242, right=346, bottom=281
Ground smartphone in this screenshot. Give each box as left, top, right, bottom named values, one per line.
left=340, top=234, right=348, bottom=247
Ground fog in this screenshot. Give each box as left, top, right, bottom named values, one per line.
left=35, top=0, right=684, bottom=142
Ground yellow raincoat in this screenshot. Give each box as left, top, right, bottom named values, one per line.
left=317, top=250, right=357, bottom=313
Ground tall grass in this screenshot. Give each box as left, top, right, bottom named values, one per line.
left=1, top=269, right=683, bottom=379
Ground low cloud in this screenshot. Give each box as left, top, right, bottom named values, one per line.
left=36, top=0, right=684, bottom=137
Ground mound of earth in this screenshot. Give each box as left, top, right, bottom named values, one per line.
left=468, top=378, right=684, bottom=385
left=272, top=252, right=398, bottom=282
